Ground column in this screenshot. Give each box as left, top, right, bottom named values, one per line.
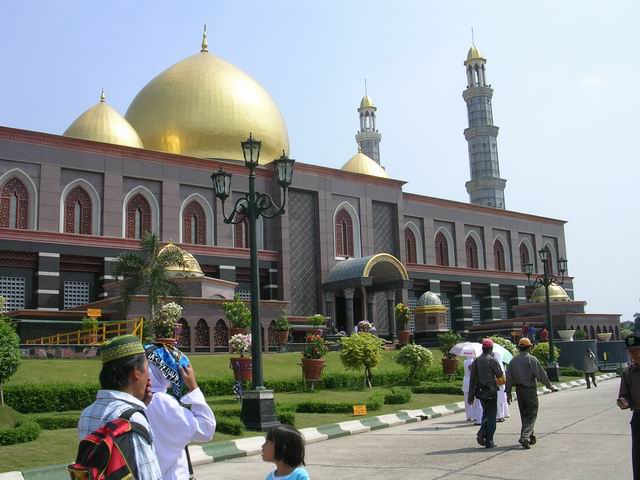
left=103, top=172, right=123, bottom=237
left=386, top=290, right=397, bottom=339
left=263, top=266, right=278, bottom=300
left=454, top=281, right=473, bottom=332
left=161, top=180, right=180, bottom=241
left=366, top=293, right=375, bottom=324
left=324, top=291, right=336, bottom=329
left=100, top=257, right=119, bottom=298
left=188, top=319, right=196, bottom=354
left=344, top=288, right=355, bottom=334
left=37, top=252, right=60, bottom=310
left=483, top=283, right=501, bottom=322
left=219, top=265, right=236, bottom=283
left=515, top=285, right=528, bottom=306
left=429, top=279, right=441, bottom=295
left=38, top=165, right=61, bottom=232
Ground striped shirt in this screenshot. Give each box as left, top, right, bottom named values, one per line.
left=78, top=390, right=162, bottom=480
left=506, top=352, right=553, bottom=394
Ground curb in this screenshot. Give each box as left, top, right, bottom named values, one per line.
left=0, top=372, right=618, bottom=479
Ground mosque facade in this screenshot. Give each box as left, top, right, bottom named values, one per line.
left=0, top=33, right=621, bottom=349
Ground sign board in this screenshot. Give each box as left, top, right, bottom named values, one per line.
left=353, top=404, right=367, bottom=416
left=87, top=309, right=101, bottom=318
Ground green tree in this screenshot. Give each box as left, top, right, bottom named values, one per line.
left=112, top=233, right=187, bottom=333
left=0, top=316, right=21, bottom=406
left=395, top=343, right=433, bottom=384
left=339, top=333, right=385, bottom=388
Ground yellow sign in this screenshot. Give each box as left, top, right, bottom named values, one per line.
left=87, top=309, right=101, bottom=318
left=353, top=404, right=367, bottom=416
left=603, top=352, right=608, bottom=361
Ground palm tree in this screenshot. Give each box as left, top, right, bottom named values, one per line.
left=112, top=232, right=188, bottom=332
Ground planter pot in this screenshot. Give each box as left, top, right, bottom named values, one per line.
left=153, top=337, right=178, bottom=346
left=397, top=330, right=412, bottom=345
left=442, top=357, right=459, bottom=376
left=301, top=358, right=325, bottom=382
left=558, top=329, right=576, bottom=342
left=275, top=331, right=289, bottom=346
left=230, top=357, right=252, bottom=382
left=597, top=332, right=612, bottom=342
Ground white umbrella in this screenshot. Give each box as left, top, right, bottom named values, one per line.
left=492, top=344, right=513, bottom=364
left=449, top=342, right=482, bottom=358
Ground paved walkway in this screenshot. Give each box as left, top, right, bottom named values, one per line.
left=195, top=378, right=632, bottom=479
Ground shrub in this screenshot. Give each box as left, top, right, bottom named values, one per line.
left=31, top=414, right=79, bottom=430
left=395, top=344, right=433, bottom=384
left=303, top=334, right=329, bottom=359
left=276, top=409, right=296, bottom=427
left=559, top=367, right=583, bottom=377
left=488, top=336, right=517, bottom=356
left=437, top=331, right=463, bottom=359
left=216, top=416, right=244, bottom=435
left=394, top=303, right=411, bottom=331
left=229, top=334, right=251, bottom=357
left=0, top=315, right=21, bottom=406
left=411, top=384, right=463, bottom=395
left=340, top=333, right=385, bottom=388
left=384, top=388, right=411, bottom=405
left=0, top=419, right=41, bottom=445
left=81, top=316, right=98, bottom=331
left=531, top=342, right=561, bottom=365
left=295, top=396, right=382, bottom=414
left=308, top=314, right=327, bottom=327
left=223, top=295, right=251, bottom=329
left=5, top=383, right=98, bottom=413
left=573, top=329, right=587, bottom=340
left=275, top=311, right=291, bottom=332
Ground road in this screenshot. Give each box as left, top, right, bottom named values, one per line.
left=195, top=378, right=632, bottom=479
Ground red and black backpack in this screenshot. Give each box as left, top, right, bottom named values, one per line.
left=68, top=408, right=151, bottom=480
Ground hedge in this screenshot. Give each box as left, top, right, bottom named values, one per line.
left=384, top=388, right=411, bottom=405
left=5, top=383, right=98, bottom=413
left=0, top=419, right=41, bottom=446
left=411, top=384, right=463, bottom=395
left=559, top=367, right=583, bottom=377
left=216, top=416, right=245, bottom=435
left=295, top=395, right=382, bottom=414
left=31, top=414, right=79, bottom=430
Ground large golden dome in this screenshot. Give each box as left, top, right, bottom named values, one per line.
left=64, top=91, right=144, bottom=148
left=530, top=283, right=570, bottom=303
left=125, top=34, right=289, bottom=162
left=159, top=243, right=204, bottom=278
left=341, top=151, right=389, bottom=178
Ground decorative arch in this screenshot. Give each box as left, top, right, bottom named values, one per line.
left=122, top=186, right=159, bottom=238
left=464, top=231, right=484, bottom=269
left=493, top=234, right=510, bottom=271
left=179, top=193, right=214, bottom=245
left=194, top=319, right=210, bottom=347
left=541, top=241, right=558, bottom=275
left=177, top=318, right=190, bottom=348
left=434, top=227, right=455, bottom=267
left=60, top=179, right=101, bottom=235
left=268, top=320, right=276, bottom=346
left=519, top=238, right=534, bottom=273
left=0, top=168, right=38, bottom=229
left=589, top=325, right=595, bottom=339
left=333, top=201, right=361, bottom=259
left=214, top=319, right=229, bottom=347
left=403, top=221, right=423, bottom=264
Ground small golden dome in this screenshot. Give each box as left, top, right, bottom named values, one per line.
left=360, top=95, right=375, bottom=109
left=466, top=45, right=484, bottom=61
left=530, top=284, right=570, bottom=304
left=341, top=152, right=389, bottom=178
left=64, top=91, right=144, bottom=148
left=159, top=243, right=204, bottom=278
left=125, top=45, right=289, bottom=163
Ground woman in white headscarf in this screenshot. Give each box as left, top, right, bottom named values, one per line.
left=463, top=356, right=483, bottom=423
left=493, top=349, right=510, bottom=422
left=146, top=349, right=216, bottom=479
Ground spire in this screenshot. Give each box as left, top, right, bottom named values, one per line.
left=471, top=27, right=475, bottom=46
left=364, top=78, right=368, bottom=96
left=200, top=24, right=208, bottom=53
left=100, top=88, right=106, bottom=103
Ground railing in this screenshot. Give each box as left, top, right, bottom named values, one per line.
left=25, top=318, right=144, bottom=345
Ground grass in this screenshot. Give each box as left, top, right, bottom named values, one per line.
left=0, top=406, right=20, bottom=428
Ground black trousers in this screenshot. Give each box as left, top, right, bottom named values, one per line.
left=584, top=372, right=597, bottom=388
left=478, top=396, right=498, bottom=444
left=632, top=411, right=640, bottom=480
left=515, top=385, right=539, bottom=442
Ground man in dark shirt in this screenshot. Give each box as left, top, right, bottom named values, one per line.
left=468, top=338, right=504, bottom=449
left=617, top=334, right=640, bottom=480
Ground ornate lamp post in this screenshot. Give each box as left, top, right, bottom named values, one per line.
left=211, top=133, right=294, bottom=430
left=524, top=250, right=568, bottom=382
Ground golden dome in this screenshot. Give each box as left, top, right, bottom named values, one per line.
left=159, top=243, right=204, bottom=278
left=360, top=95, right=375, bottom=109
left=530, top=284, right=570, bottom=304
left=341, top=151, right=389, bottom=178
left=64, top=91, right=144, bottom=148
left=125, top=41, right=289, bottom=163
left=466, top=45, right=484, bottom=62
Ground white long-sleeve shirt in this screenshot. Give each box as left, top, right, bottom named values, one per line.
left=146, top=387, right=216, bottom=480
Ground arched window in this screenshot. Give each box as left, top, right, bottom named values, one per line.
left=177, top=319, right=190, bottom=348
left=182, top=200, right=206, bottom=245
left=519, top=243, right=530, bottom=272
left=404, top=227, right=417, bottom=263
left=234, top=218, right=249, bottom=248
left=466, top=237, right=479, bottom=269
left=214, top=319, right=229, bottom=347
left=335, top=208, right=354, bottom=258
left=543, top=246, right=554, bottom=275
left=126, top=194, right=152, bottom=239
left=0, top=178, right=29, bottom=229
left=435, top=231, right=449, bottom=266
left=494, top=241, right=506, bottom=271
left=194, top=319, right=210, bottom=347
left=64, top=187, right=92, bottom=234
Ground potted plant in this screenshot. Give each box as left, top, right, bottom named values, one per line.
left=81, top=316, right=99, bottom=344
left=308, top=314, right=327, bottom=335
left=301, top=333, right=329, bottom=381
left=229, top=333, right=252, bottom=382
left=395, top=303, right=412, bottom=345
left=438, top=331, right=463, bottom=376
left=274, top=310, right=291, bottom=346
left=153, top=302, right=183, bottom=345
left=223, top=295, right=251, bottom=338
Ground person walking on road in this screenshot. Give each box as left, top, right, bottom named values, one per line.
left=617, top=333, right=640, bottom=480
left=506, top=337, right=557, bottom=449
left=583, top=348, right=598, bottom=388
left=468, top=338, right=504, bottom=449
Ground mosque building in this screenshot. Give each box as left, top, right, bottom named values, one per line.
left=0, top=31, right=621, bottom=350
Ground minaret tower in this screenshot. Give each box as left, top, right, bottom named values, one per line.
left=463, top=44, right=506, bottom=209
left=355, top=83, right=382, bottom=164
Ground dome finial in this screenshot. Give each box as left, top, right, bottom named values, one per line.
left=100, top=88, right=106, bottom=103
left=201, top=24, right=208, bottom=53
left=471, top=26, right=475, bottom=46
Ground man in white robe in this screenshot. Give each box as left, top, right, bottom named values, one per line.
left=493, top=349, right=510, bottom=422
left=463, top=356, right=483, bottom=422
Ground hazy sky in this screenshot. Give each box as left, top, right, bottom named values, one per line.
left=1, top=1, right=638, bottom=321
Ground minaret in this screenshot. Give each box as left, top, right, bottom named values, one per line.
left=355, top=84, right=382, bottom=164
left=463, top=45, right=506, bottom=209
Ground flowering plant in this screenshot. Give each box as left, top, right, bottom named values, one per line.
left=223, top=295, right=251, bottom=328
left=275, top=310, right=291, bottom=332
left=395, top=303, right=411, bottom=331
left=229, top=333, right=252, bottom=357
left=154, top=302, right=183, bottom=338
left=302, top=333, right=329, bottom=359
left=357, top=320, right=373, bottom=333
left=308, top=314, right=327, bottom=327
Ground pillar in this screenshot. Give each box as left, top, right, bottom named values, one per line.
left=515, top=285, right=527, bottom=306
left=454, top=281, right=473, bottom=332
left=324, top=291, right=336, bottom=329
left=344, top=288, right=355, bottom=334
left=37, top=252, right=60, bottom=311
left=366, top=293, right=375, bottom=324
left=386, top=290, right=396, bottom=339
left=483, top=283, right=501, bottom=322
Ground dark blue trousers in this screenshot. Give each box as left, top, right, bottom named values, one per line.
left=478, top=396, right=498, bottom=444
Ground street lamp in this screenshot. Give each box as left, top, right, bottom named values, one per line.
left=211, top=133, right=295, bottom=431
left=524, top=250, right=568, bottom=382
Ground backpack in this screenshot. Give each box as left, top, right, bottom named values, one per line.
left=68, top=408, right=151, bottom=480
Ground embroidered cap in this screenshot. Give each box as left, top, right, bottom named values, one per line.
left=99, top=335, right=145, bottom=364
left=625, top=335, right=640, bottom=349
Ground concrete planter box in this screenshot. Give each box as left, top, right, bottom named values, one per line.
left=558, top=329, right=576, bottom=341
